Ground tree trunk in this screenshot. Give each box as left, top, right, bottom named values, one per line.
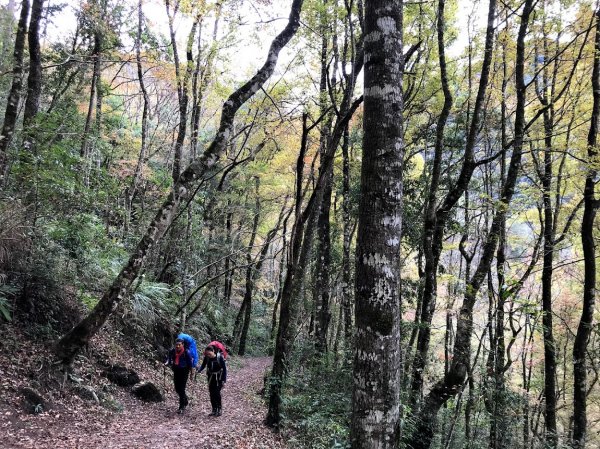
left=54, top=0, right=305, bottom=365
left=410, top=0, right=453, bottom=405
left=223, top=210, right=234, bottom=306
left=410, top=0, right=495, bottom=405
left=80, top=8, right=103, bottom=160
left=22, top=0, right=43, bottom=127
left=313, top=17, right=333, bottom=351
left=266, top=112, right=316, bottom=427
left=266, top=87, right=362, bottom=428
left=126, top=0, right=150, bottom=226
left=489, top=30, right=509, bottom=449
left=0, top=0, right=30, bottom=179
left=21, top=0, right=43, bottom=155
left=540, top=97, right=559, bottom=449
left=351, top=1, right=403, bottom=447
left=531, top=22, right=562, bottom=446
left=189, top=18, right=203, bottom=162
left=572, top=8, right=600, bottom=448
left=171, top=15, right=199, bottom=181
left=341, top=124, right=353, bottom=348
left=405, top=1, right=531, bottom=447
left=313, top=168, right=333, bottom=350
left=190, top=2, right=221, bottom=160
left=270, top=217, right=289, bottom=349
left=266, top=184, right=319, bottom=426
left=236, top=178, right=260, bottom=355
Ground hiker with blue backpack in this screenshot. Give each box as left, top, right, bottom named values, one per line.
left=197, top=344, right=227, bottom=417
left=164, top=338, right=194, bottom=414
left=177, top=333, right=199, bottom=367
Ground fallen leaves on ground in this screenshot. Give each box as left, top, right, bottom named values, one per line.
left=0, top=326, right=287, bottom=449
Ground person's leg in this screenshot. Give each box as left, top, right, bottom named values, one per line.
left=174, top=369, right=186, bottom=411
left=173, top=369, right=182, bottom=410
left=215, top=384, right=222, bottom=416
left=208, top=379, right=219, bottom=415
left=180, top=371, right=189, bottom=408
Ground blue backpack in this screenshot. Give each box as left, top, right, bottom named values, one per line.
left=177, top=333, right=199, bottom=367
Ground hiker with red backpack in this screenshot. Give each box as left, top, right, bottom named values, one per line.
left=164, top=338, right=194, bottom=414
left=207, top=340, right=228, bottom=359
left=196, top=344, right=227, bottom=417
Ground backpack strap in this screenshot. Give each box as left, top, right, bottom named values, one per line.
left=207, top=356, right=226, bottom=385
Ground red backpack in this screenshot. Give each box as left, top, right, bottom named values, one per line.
left=207, top=340, right=228, bottom=360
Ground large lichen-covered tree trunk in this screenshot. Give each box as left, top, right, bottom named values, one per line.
left=54, top=0, right=305, bottom=366
left=350, top=1, right=404, bottom=448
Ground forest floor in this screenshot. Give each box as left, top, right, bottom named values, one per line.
left=0, top=324, right=288, bottom=449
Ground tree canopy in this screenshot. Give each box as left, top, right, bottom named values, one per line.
left=0, top=0, right=599, bottom=448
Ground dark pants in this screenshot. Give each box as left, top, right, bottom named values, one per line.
left=208, top=377, right=222, bottom=410
left=173, top=367, right=189, bottom=409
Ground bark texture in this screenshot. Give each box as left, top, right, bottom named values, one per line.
left=341, top=124, right=353, bottom=347
left=350, top=1, right=404, bottom=447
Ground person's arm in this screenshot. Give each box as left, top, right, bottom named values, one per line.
left=197, top=355, right=207, bottom=373
left=186, top=350, right=194, bottom=377
left=221, top=357, right=227, bottom=383
left=164, top=349, right=173, bottom=365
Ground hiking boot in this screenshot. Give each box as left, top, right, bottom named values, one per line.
left=177, top=408, right=184, bottom=415
left=208, top=408, right=217, bottom=416
left=215, top=408, right=222, bottom=417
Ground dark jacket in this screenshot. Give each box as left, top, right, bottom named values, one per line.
left=198, top=354, right=227, bottom=383
left=166, top=348, right=194, bottom=369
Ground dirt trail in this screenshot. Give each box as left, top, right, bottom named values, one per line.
left=4, top=357, right=287, bottom=449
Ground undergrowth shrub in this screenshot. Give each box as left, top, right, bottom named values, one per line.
left=12, top=232, right=82, bottom=336
left=118, top=277, right=178, bottom=355
left=282, top=342, right=352, bottom=449
left=0, top=284, right=17, bottom=321
left=197, top=295, right=232, bottom=343
left=126, top=279, right=172, bottom=328
left=243, top=298, right=273, bottom=355
left=0, top=201, right=29, bottom=323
